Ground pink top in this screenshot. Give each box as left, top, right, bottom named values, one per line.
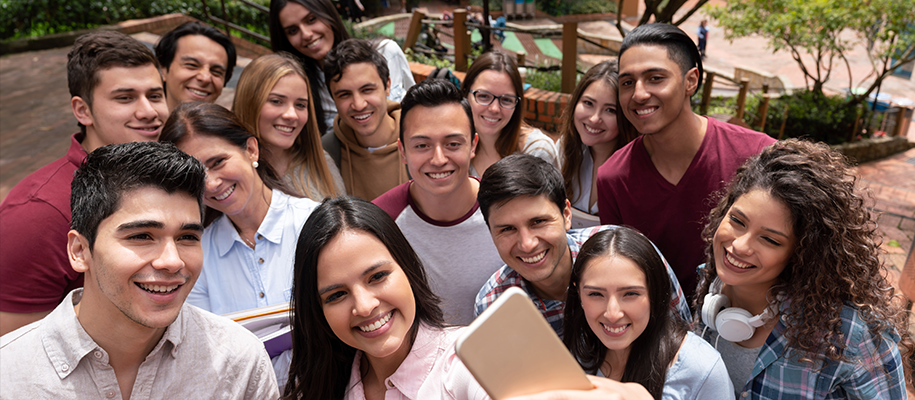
left=344, top=324, right=490, bottom=400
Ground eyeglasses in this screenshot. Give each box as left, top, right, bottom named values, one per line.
left=471, top=90, right=520, bottom=109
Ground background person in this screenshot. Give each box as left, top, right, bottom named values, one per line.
left=563, top=227, right=732, bottom=399
left=233, top=52, right=344, bottom=200
left=269, top=0, right=415, bottom=134
left=154, top=21, right=237, bottom=110
left=460, top=51, right=559, bottom=177
left=694, top=139, right=911, bottom=398
left=282, top=197, right=489, bottom=400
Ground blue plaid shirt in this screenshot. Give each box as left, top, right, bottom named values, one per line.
left=698, top=301, right=905, bottom=399
left=474, top=225, right=691, bottom=338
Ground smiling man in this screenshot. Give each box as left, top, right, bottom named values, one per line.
left=0, top=142, right=279, bottom=399
left=0, top=31, right=170, bottom=335
left=154, top=22, right=236, bottom=111
left=373, top=79, right=502, bottom=325
left=321, top=38, right=408, bottom=200
left=596, top=23, right=775, bottom=298
left=475, top=154, right=690, bottom=337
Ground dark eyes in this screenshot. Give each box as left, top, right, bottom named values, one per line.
left=324, top=291, right=343, bottom=304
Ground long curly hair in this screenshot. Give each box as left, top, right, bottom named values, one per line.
left=558, top=60, right=636, bottom=206
left=693, top=139, right=912, bottom=369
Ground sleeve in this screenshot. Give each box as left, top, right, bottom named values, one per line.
left=841, top=322, right=906, bottom=400
left=443, top=345, right=492, bottom=400
left=378, top=39, right=415, bottom=103
left=521, top=129, right=560, bottom=169
left=595, top=164, right=622, bottom=226
left=692, top=353, right=735, bottom=400
left=0, top=199, right=78, bottom=313
left=245, top=342, right=283, bottom=400
left=473, top=278, right=495, bottom=317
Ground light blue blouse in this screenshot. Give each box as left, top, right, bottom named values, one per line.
left=188, top=190, right=319, bottom=315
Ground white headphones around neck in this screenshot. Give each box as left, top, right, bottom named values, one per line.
left=701, top=277, right=775, bottom=342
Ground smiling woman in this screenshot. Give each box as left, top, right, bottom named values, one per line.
left=694, top=139, right=913, bottom=398
left=283, top=197, right=490, bottom=400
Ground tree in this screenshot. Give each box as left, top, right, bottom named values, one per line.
left=615, top=0, right=710, bottom=37
left=708, top=0, right=915, bottom=108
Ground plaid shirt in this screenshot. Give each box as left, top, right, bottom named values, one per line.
left=698, top=301, right=905, bottom=399
left=474, top=225, right=691, bottom=338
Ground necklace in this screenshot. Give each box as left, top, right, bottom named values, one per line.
left=240, top=233, right=256, bottom=249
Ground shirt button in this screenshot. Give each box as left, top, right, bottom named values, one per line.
left=94, top=351, right=102, bottom=359
left=61, top=364, right=69, bottom=372
left=258, top=258, right=264, bottom=264
left=741, top=392, right=749, bottom=398
left=106, top=390, right=116, bottom=398
left=259, top=292, right=265, bottom=298
left=387, top=380, right=395, bottom=388
left=257, top=234, right=263, bottom=240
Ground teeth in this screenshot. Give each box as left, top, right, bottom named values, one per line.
left=602, top=323, right=627, bottom=334
left=215, top=184, right=235, bottom=201
left=138, top=283, right=179, bottom=294
left=189, top=88, right=209, bottom=97
left=305, top=37, right=322, bottom=49
left=583, top=124, right=603, bottom=134
left=352, top=113, right=371, bottom=121
left=274, top=125, right=294, bottom=133
left=726, top=252, right=753, bottom=269
left=482, top=116, right=500, bottom=123
left=358, top=311, right=392, bottom=332
left=635, top=108, right=655, bottom=115
left=428, top=171, right=452, bottom=179
left=520, top=251, right=546, bottom=263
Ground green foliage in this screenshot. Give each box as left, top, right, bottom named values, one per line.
left=524, top=65, right=564, bottom=92
left=696, top=90, right=858, bottom=144
left=536, top=0, right=615, bottom=16
left=0, top=0, right=270, bottom=41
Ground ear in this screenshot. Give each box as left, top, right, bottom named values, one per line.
left=469, top=132, right=479, bottom=159
left=71, top=96, right=94, bottom=128
left=68, top=230, right=91, bottom=274
left=397, top=138, right=408, bottom=165
left=384, top=77, right=391, bottom=98
left=561, top=199, right=572, bottom=232
left=159, top=66, right=169, bottom=82
left=685, top=67, right=700, bottom=97
left=245, top=136, right=260, bottom=162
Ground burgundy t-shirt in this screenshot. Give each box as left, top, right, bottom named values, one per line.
left=596, top=118, right=775, bottom=298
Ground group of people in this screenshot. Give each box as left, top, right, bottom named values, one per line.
left=0, top=0, right=910, bottom=398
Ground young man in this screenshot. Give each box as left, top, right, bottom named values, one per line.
left=373, top=79, right=502, bottom=325
left=0, top=142, right=279, bottom=399
left=596, top=23, right=775, bottom=298
left=0, top=31, right=169, bottom=335
left=154, top=21, right=236, bottom=110
left=322, top=38, right=408, bottom=200
left=475, top=154, right=691, bottom=337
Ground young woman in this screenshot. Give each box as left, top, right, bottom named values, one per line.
left=563, top=227, right=732, bottom=400
left=559, top=60, right=636, bottom=219
left=460, top=51, right=559, bottom=177
left=283, top=197, right=489, bottom=400
left=159, top=102, right=319, bottom=316
left=269, top=0, right=415, bottom=133
left=233, top=52, right=344, bottom=200
left=694, top=139, right=911, bottom=398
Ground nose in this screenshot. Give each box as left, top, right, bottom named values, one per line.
left=431, top=145, right=447, bottom=166
left=351, top=286, right=379, bottom=317
left=353, top=93, right=367, bottom=111
left=152, top=240, right=185, bottom=273
left=195, top=67, right=212, bottom=85
left=487, top=100, right=502, bottom=112
left=588, top=109, right=601, bottom=124
left=603, top=295, right=624, bottom=321
left=282, top=103, right=298, bottom=121
left=135, top=95, right=158, bottom=121
left=204, top=173, right=221, bottom=192
left=517, top=228, right=538, bottom=253
left=632, top=80, right=650, bottom=103
left=731, top=232, right=753, bottom=256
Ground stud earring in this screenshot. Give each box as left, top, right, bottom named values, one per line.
left=252, top=161, right=259, bottom=169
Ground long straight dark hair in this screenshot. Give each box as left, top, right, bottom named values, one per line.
left=562, top=227, right=686, bottom=400
left=269, top=0, right=351, bottom=133
left=282, top=197, right=446, bottom=400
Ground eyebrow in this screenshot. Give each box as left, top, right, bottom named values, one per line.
left=619, top=67, right=670, bottom=79
left=581, top=285, right=646, bottom=292
left=733, top=209, right=791, bottom=238
left=317, top=261, right=391, bottom=295
left=117, top=220, right=203, bottom=232
left=409, top=133, right=468, bottom=141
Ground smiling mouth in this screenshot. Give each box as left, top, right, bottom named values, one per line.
left=520, top=250, right=546, bottom=263
left=305, top=37, right=323, bottom=49
left=352, top=112, right=372, bottom=122
left=188, top=88, right=210, bottom=97
left=583, top=124, right=604, bottom=134
left=634, top=107, right=657, bottom=116
left=215, top=184, right=235, bottom=201
left=601, top=322, right=629, bottom=334
left=481, top=115, right=500, bottom=123
left=137, top=282, right=180, bottom=294
left=358, top=310, right=393, bottom=332
left=427, top=171, right=452, bottom=179
left=274, top=125, right=295, bottom=133
left=726, top=251, right=753, bottom=269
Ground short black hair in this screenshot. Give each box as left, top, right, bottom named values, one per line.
left=477, top=154, right=567, bottom=225
left=399, top=78, right=475, bottom=143
left=322, top=38, right=389, bottom=92
left=71, top=141, right=206, bottom=250
left=619, top=23, right=703, bottom=95
left=155, top=21, right=237, bottom=82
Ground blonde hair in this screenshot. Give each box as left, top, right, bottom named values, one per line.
left=233, top=52, right=339, bottom=199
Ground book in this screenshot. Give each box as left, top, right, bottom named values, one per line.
left=222, top=302, right=293, bottom=358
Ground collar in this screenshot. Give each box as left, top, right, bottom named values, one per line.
left=40, top=289, right=184, bottom=380
left=213, top=191, right=290, bottom=256
left=384, top=324, right=447, bottom=397
left=67, top=132, right=88, bottom=167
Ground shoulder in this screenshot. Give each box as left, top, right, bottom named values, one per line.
left=598, top=138, right=643, bottom=179
left=372, top=181, right=412, bottom=219
left=476, top=266, right=523, bottom=303
left=706, top=117, right=775, bottom=151
left=0, top=154, right=76, bottom=214
left=182, top=304, right=266, bottom=356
